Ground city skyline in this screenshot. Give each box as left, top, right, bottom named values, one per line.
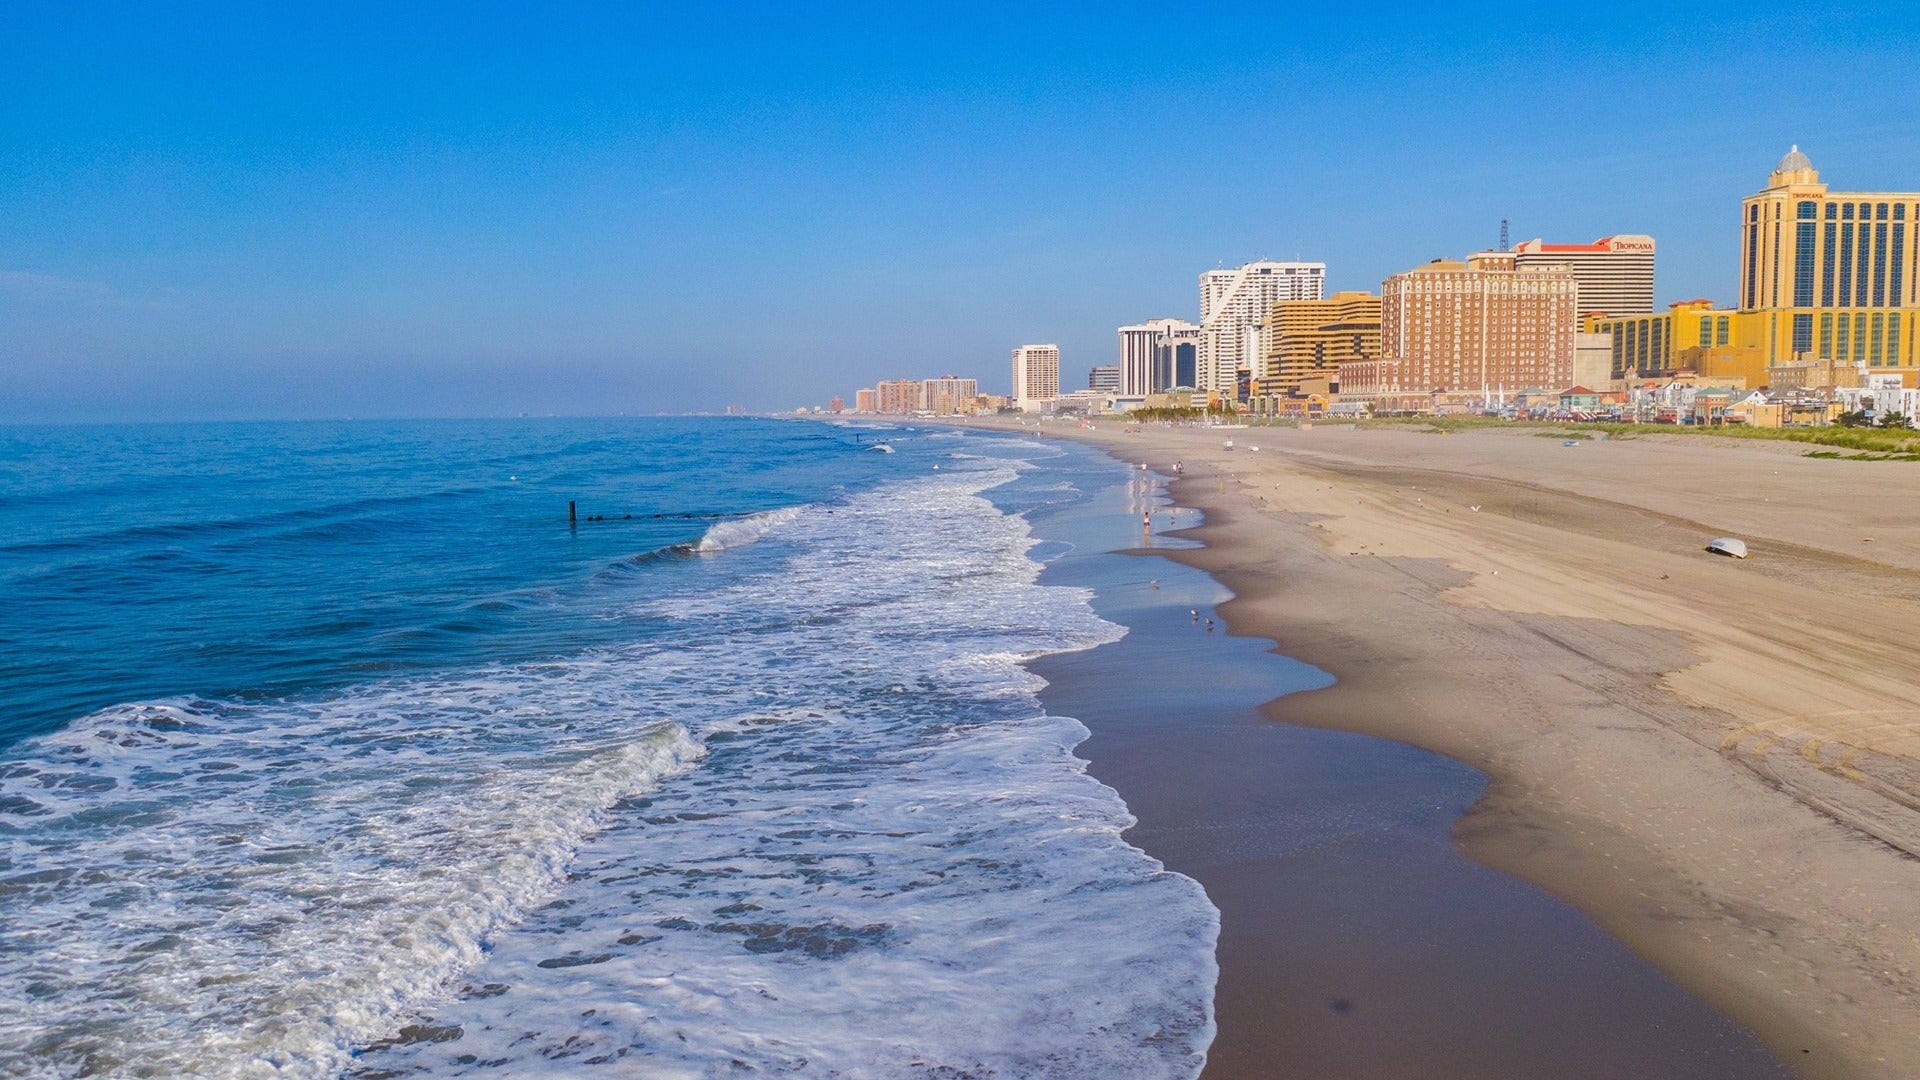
left=5, top=4, right=1920, bottom=421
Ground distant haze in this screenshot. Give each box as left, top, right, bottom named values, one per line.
left=5, top=3, right=1919, bottom=422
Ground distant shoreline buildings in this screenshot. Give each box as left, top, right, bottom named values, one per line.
left=847, top=376, right=992, bottom=416
left=827, top=147, right=1920, bottom=427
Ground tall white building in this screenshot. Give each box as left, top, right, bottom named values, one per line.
left=1512, top=236, right=1656, bottom=319
left=1197, top=261, right=1326, bottom=396
left=1116, top=318, right=1201, bottom=396
left=1011, top=344, right=1060, bottom=409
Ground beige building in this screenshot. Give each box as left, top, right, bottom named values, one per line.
left=1514, top=235, right=1656, bottom=318
left=1011, top=344, right=1060, bottom=409
left=1256, top=291, right=1381, bottom=396
left=1740, top=146, right=1920, bottom=379
left=1344, top=252, right=1577, bottom=407
left=1574, top=332, right=1614, bottom=390
left=919, top=376, right=979, bottom=415
left=875, top=379, right=921, bottom=415
left=853, top=388, right=877, bottom=413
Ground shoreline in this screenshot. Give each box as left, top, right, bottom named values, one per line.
left=960, top=416, right=1920, bottom=1079
left=1012, top=442, right=1790, bottom=1078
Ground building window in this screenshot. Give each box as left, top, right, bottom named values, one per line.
left=1873, top=223, right=1890, bottom=307
left=1837, top=312, right=1852, bottom=358
left=1793, top=313, right=1813, bottom=356
left=1820, top=312, right=1834, bottom=359
left=1892, top=315, right=1904, bottom=366
left=1798, top=200, right=1817, bottom=219
left=1698, top=319, right=1713, bottom=348
left=1746, top=224, right=1760, bottom=308
left=1843, top=203, right=1855, bottom=220
left=1871, top=314, right=1885, bottom=364
left=1893, top=223, right=1907, bottom=307
left=1826, top=203, right=1838, bottom=219
left=1840, top=224, right=1855, bottom=307
left=1855, top=313, right=1869, bottom=362
left=1858, top=223, right=1874, bottom=307
left=1822, top=223, right=1837, bottom=305
left=1879, top=203, right=1891, bottom=220
left=1773, top=220, right=1782, bottom=306
left=1794, top=221, right=1816, bottom=306
left=1717, top=316, right=1730, bottom=346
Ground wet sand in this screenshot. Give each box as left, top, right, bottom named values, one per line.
left=1017, top=457, right=1788, bottom=1078
left=976, top=418, right=1920, bottom=1080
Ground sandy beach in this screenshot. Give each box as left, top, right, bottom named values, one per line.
left=971, top=417, right=1920, bottom=1079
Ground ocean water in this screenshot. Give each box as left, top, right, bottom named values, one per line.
left=0, top=418, right=1217, bottom=1078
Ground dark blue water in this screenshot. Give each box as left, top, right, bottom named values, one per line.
left=0, top=417, right=1218, bottom=1079
left=0, top=417, right=903, bottom=747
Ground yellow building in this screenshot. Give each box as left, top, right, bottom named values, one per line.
left=1256, top=291, right=1382, bottom=397
left=1741, top=146, right=1920, bottom=380
left=1588, top=300, right=1764, bottom=382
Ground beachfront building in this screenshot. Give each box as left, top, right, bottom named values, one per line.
left=1087, top=365, right=1120, bottom=393
left=1342, top=252, right=1576, bottom=411
left=919, top=376, right=980, bottom=415
left=1587, top=300, right=1770, bottom=386
left=853, top=388, right=877, bottom=413
left=1513, top=235, right=1656, bottom=319
left=1011, top=344, right=1061, bottom=410
left=1255, top=291, right=1381, bottom=397
left=1117, top=318, right=1201, bottom=396
left=1740, top=146, right=1920, bottom=378
left=1574, top=332, right=1613, bottom=391
left=1197, top=261, right=1326, bottom=399
left=874, top=379, right=922, bottom=415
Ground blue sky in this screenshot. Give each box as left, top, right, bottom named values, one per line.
left=5, top=2, right=1919, bottom=421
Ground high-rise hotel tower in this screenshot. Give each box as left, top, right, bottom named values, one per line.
left=1342, top=252, right=1576, bottom=405
left=1010, top=344, right=1060, bottom=409
left=1741, top=146, right=1920, bottom=373
left=1513, top=235, right=1655, bottom=318
left=1197, top=261, right=1325, bottom=397
left=1116, top=318, right=1200, bottom=396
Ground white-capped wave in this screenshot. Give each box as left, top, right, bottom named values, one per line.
left=0, top=446, right=1216, bottom=1079
left=691, top=505, right=803, bottom=553
left=0, top=689, right=702, bottom=1080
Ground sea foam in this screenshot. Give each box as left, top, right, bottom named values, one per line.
left=0, top=451, right=1218, bottom=1079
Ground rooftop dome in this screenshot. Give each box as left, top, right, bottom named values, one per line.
left=1777, top=144, right=1814, bottom=173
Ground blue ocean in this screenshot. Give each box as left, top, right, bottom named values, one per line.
left=0, top=418, right=1216, bottom=1078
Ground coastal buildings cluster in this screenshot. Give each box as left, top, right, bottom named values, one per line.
left=832, top=149, right=1920, bottom=427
